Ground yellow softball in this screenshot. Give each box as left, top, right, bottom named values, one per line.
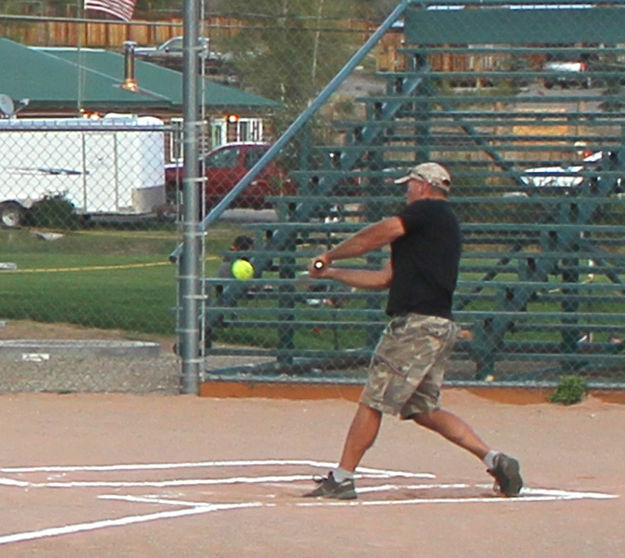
left=231, top=259, right=254, bottom=280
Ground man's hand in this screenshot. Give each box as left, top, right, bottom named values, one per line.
left=309, top=254, right=331, bottom=277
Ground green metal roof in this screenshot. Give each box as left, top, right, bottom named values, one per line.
left=0, top=38, right=169, bottom=110
left=38, top=47, right=281, bottom=110
left=0, top=38, right=280, bottom=112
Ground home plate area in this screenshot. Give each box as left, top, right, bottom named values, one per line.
left=0, top=459, right=617, bottom=546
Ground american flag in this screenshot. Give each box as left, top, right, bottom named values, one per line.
left=84, top=0, right=137, bottom=21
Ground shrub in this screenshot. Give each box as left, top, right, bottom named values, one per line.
left=549, top=375, right=588, bottom=405
left=24, top=194, right=81, bottom=230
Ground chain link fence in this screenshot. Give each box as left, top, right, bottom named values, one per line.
left=1, top=1, right=625, bottom=391
left=198, top=1, right=625, bottom=389
left=0, top=115, right=181, bottom=392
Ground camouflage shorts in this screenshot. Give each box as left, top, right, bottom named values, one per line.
left=360, top=313, right=459, bottom=419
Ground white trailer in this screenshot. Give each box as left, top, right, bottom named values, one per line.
left=0, top=113, right=166, bottom=227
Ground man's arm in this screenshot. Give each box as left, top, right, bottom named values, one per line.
left=308, top=216, right=405, bottom=288
left=322, top=260, right=393, bottom=290
left=312, top=216, right=405, bottom=270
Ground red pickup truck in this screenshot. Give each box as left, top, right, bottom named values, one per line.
left=165, top=142, right=294, bottom=211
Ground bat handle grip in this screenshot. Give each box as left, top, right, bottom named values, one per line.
left=313, top=259, right=325, bottom=270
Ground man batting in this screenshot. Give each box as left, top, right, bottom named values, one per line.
left=303, top=162, right=523, bottom=500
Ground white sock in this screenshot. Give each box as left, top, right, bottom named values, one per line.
left=483, top=450, right=500, bottom=470
left=332, top=467, right=354, bottom=483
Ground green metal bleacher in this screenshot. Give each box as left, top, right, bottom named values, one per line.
left=202, top=1, right=625, bottom=387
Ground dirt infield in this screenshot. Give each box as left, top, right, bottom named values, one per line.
left=1, top=389, right=624, bottom=557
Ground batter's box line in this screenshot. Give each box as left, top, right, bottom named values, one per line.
left=2, top=474, right=401, bottom=489
left=0, top=459, right=434, bottom=490
left=0, top=459, right=432, bottom=479
left=0, top=459, right=619, bottom=500
left=0, top=502, right=262, bottom=546
left=296, top=485, right=619, bottom=506
left=98, top=484, right=619, bottom=506
left=0, top=459, right=618, bottom=547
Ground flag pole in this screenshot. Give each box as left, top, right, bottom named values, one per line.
left=77, top=0, right=84, bottom=115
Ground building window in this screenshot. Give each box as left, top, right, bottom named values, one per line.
left=211, top=116, right=264, bottom=146
left=169, top=118, right=183, bottom=162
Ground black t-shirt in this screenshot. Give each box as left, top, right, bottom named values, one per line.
left=385, top=199, right=461, bottom=320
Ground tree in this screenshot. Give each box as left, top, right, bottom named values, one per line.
left=218, top=1, right=363, bottom=124
left=350, top=0, right=401, bottom=23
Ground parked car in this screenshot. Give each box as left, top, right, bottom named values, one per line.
left=521, top=151, right=623, bottom=193
left=134, top=36, right=225, bottom=73
left=520, top=152, right=599, bottom=189
left=539, top=52, right=625, bottom=89
left=542, top=60, right=592, bottom=89
left=165, top=142, right=295, bottom=212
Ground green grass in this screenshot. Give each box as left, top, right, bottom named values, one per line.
left=0, top=225, right=240, bottom=336
left=212, top=299, right=379, bottom=351
left=4, top=224, right=625, bottom=357
left=0, top=266, right=176, bottom=334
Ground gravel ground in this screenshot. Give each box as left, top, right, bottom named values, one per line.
left=0, top=354, right=181, bottom=394
left=0, top=320, right=181, bottom=394
left=0, top=320, right=277, bottom=394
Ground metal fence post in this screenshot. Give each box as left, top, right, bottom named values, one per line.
left=178, top=0, right=202, bottom=394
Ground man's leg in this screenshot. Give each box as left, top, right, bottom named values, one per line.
left=338, top=402, right=383, bottom=471
left=413, top=408, right=523, bottom=496
left=412, top=408, right=489, bottom=459
left=303, top=402, right=381, bottom=500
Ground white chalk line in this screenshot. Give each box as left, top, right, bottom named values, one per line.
left=0, top=459, right=433, bottom=479
left=297, top=485, right=618, bottom=507
left=99, top=484, right=619, bottom=504
left=0, top=474, right=342, bottom=489
left=0, top=459, right=618, bottom=547
left=0, top=502, right=262, bottom=545
left=0, top=459, right=433, bottom=489
left=0, top=478, right=30, bottom=487
left=99, top=494, right=218, bottom=507
left=1, top=459, right=332, bottom=473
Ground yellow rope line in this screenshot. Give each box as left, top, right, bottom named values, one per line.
left=3, top=257, right=220, bottom=274
left=5, top=262, right=170, bottom=273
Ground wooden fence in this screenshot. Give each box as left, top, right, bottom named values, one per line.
left=0, top=16, right=368, bottom=49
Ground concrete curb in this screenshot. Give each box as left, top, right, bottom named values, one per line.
left=0, top=339, right=161, bottom=360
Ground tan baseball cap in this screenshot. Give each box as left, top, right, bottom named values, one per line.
left=394, top=162, right=451, bottom=193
